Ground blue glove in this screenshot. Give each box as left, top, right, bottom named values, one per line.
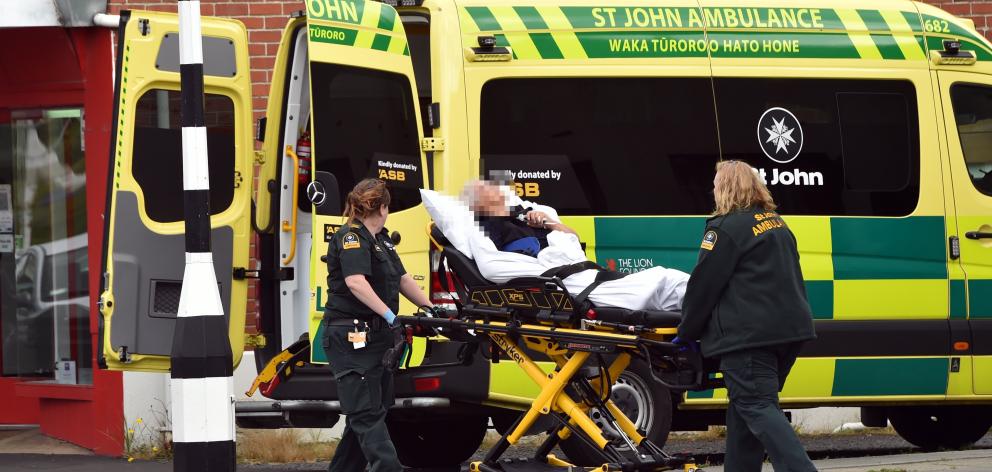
left=382, top=309, right=397, bottom=326
left=672, top=336, right=700, bottom=353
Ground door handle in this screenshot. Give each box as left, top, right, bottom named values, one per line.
left=281, top=145, right=300, bottom=265
left=965, top=231, right=992, bottom=240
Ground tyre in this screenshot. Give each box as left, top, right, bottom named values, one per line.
left=560, top=360, right=673, bottom=466
left=491, top=408, right=554, bottom=436
left=490, top=408, right=520, bottom=435
left=387, top=413, right=488, bottom=467
left=889, top=406, right=992, bottom=451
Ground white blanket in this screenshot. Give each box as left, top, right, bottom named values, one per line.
left=421, top=189, right=688, bottom=312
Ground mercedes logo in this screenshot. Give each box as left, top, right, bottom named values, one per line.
left=307, top=180, right=327, bottom=206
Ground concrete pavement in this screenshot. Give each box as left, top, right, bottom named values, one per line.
left=0, top=428, right=91, bottom=455
left=702, top=448, right=992, bottom=472
left=1, top=449, right=991, bottom=471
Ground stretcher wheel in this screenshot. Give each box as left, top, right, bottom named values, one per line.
left=559, top=359, right=673, bottom=466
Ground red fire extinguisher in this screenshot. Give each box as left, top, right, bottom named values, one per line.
left=297, top=129, right=312, bottom=186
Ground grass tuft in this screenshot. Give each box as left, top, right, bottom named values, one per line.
left=237, top=429, right=338, bottom=464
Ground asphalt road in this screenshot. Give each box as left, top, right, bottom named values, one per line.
left=0, top=432, right=989, bottom=471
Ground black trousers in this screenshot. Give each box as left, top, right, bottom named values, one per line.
left=720, top=343, right=817, bottom=472
left=323, top=323, right=402, bottom=472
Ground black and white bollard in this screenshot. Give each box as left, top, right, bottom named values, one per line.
left=172, top=0, right=236, bottom=470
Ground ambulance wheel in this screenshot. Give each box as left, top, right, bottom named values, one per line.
left=889, top=406, right=992, bottom=450
left=560, top=360, right=673, bottom=466
left=387, top=414, right=488, bottom=467
left=491, top=408, right=554, bottom=436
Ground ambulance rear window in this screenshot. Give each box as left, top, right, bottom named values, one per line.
left=310, top=62, right=423, bottom=213
left=131, top=90, right=236, bottom=223
left=480, top=78, right=720, bottom=216
left=950, top=84, right=992, bottom=198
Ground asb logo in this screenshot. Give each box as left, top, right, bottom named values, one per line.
left=757, top=107, right=803, bottom=164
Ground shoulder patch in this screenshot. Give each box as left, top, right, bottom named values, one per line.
left=342, top=232, right=361, bottom=250
left=700, top=230, right=718, bottom=251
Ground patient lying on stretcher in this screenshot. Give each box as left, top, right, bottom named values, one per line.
left=420, top=182, right=688, bottom=312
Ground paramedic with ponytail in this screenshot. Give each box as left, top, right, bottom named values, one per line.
left=677, top=161, right=817, bottom=472
left=323, top=178, right=433, bottom=472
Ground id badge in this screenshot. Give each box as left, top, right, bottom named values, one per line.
left=348, top=330, right=367, bottom=349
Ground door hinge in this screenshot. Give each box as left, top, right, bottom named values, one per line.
left=233, top=267, right=261, bottom=280
left=118, top=346, right=132, bottom=364
left=950, top=236, right=960, bottom=260
left=244, top=334, right=268, bottom=349
left=254, top=150, right=266, bottom=165
left=421, top=137, right=445, bottom=152
left=234, top=171, right=243, bottom=189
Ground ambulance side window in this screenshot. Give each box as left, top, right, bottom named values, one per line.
left=480, top=78, right=720, bottom=216
left=949, top=84, right=992, bottom=197
left=713, top=78, right=919, bottom=216
left=131, top=89, right=236, bottom=223
left=310, top=63, right=422, bottom=212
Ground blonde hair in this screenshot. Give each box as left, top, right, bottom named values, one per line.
left=344, top=178, right=391, bottom=221
left=713, top=160, right=777, bottom=216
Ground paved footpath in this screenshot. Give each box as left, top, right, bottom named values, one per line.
left=1, top=449, right=991, bottom=472
left=702, top=448, right=992, bottom=472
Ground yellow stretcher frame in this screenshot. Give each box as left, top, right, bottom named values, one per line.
left=400, top=312, right=699, bottom=471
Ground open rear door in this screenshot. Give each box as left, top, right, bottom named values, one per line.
left=99, top=11, right=253, bottom=371
left=303, top=0, right=431, bottom=362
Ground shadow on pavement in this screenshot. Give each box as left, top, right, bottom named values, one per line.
left=0, top=455, right=464, bottom=472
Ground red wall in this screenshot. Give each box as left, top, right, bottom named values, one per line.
left=0, top=27, right=123, bottom=457
left=0, top=379, right=40, bottom=424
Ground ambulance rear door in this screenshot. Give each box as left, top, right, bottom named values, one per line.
left=303, top=0, right=431, bottom=362
left=99, top=11, right=253, bottom=372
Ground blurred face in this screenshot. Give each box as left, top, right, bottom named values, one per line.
left=470, top=182, right=508, bottom=215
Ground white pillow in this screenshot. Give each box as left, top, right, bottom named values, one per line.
left=420, top=189, right=476, bottom=258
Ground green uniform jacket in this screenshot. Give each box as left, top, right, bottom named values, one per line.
left=324, top=221, right=406, bottom=322
left=677, top=207, right=816, bottom=358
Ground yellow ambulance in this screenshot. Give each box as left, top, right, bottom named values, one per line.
left=99, top=0, right=992, bottom=466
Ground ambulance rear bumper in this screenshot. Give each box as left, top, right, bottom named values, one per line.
left=235, top=397, right=451, bottom=429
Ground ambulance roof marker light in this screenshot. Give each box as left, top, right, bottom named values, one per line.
left=931, top=39, right=977, bottom=66
left=379, top=0, right=424, bottom=7
left=467, top=35, right=512, bottom=62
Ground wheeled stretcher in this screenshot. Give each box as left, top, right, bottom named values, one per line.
left=396, top=226, right=716, bottom=472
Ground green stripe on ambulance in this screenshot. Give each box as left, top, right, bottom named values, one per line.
left=461, top=6, right=929, bottom=61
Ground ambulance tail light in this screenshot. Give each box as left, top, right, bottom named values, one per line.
left=429, top=248, right=459, bottom=310
left=413, top=376, right=442, bottom=392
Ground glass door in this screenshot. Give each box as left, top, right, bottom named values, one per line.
left=0, top=108, right=90, bottom=384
